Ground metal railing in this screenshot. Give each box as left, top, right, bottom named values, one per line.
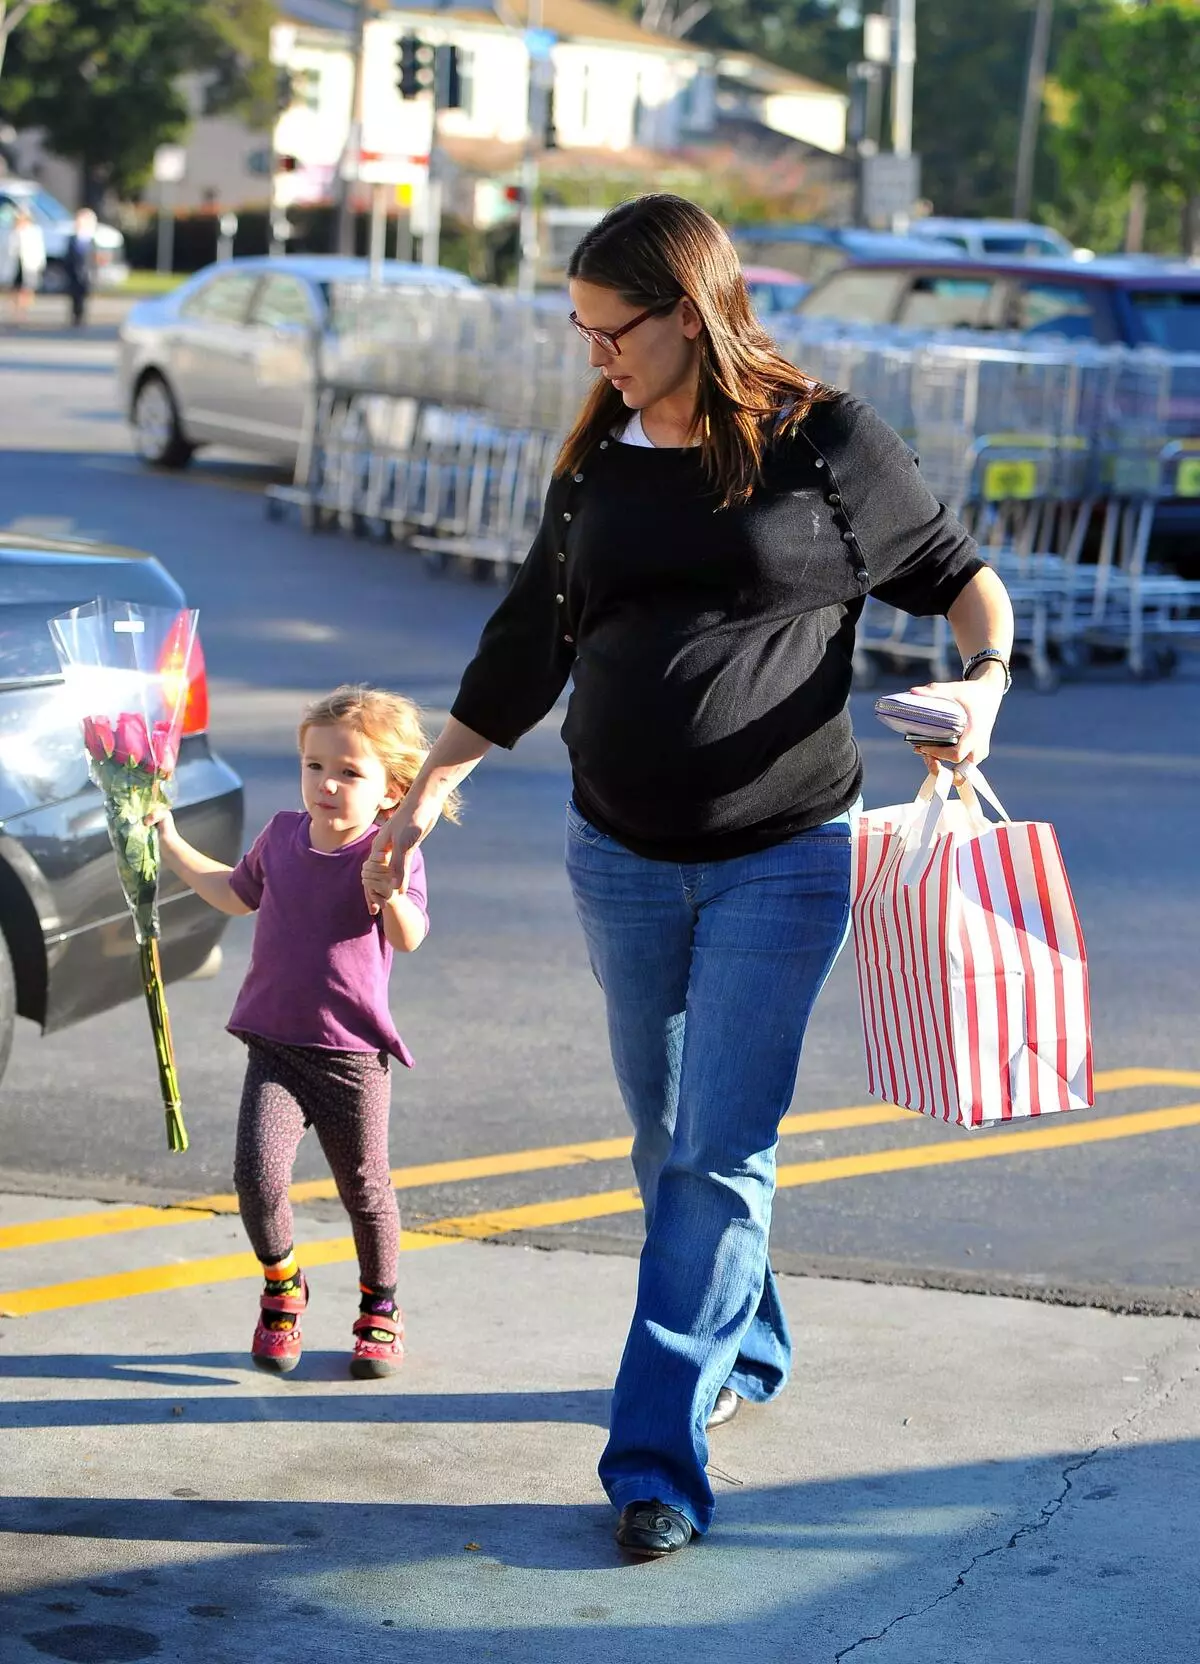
left=265, top=288, right=1200, bottom=688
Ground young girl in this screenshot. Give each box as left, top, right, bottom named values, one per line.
left=154, top=685, right=455, bottom=1378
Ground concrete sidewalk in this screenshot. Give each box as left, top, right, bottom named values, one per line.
left=0, top=1203, right=1198, bottom=1663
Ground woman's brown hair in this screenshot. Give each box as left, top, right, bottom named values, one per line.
left=299, top=685, right=461, bottom=825
left=557, top=194, right=830, bottom=507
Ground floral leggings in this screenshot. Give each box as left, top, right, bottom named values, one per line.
left=234, top=1036, right=398, bottom=1290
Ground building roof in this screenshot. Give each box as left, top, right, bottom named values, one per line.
left=283, top=0, right=703, bottom=54
left=718, top=50, right=845, bottom=102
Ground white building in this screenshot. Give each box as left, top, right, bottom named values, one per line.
left=4, top=0, right=846, bottom=217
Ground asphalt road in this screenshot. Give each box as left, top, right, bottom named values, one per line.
left=1, top=327, right=1198, bottom=1310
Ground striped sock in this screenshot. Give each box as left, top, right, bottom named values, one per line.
left=262, top=1250, right=302, bottom=1331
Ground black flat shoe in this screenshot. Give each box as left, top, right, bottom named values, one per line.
left=615, top=1500, right=694, bottom=1558
left=706, top=1385, right=742, bottom=1430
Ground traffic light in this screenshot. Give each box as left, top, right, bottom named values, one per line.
left=434, top=43, right=462, bottom=110
left=397, top=34, right=434, bottom=100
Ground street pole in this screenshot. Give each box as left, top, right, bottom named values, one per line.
left=517, top=0, right=544, bottom=296
left=368, top=182, right=387, bottom=279
left=889, top=0, right=915, bottom=232
left=334, top=0, right=370, bottom=255
left=155, top=181, right=174, bottom=275
left=1013, top=0, right=1054, bottom=222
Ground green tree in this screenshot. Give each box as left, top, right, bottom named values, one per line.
left=0, top=0, right=273, bottom=202
left=615, top=0, right=1114, bottom=231
left=1050, top=0, right=1200, bottom=255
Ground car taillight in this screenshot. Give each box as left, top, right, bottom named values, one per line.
left=157, top=614, right=209, bottom=737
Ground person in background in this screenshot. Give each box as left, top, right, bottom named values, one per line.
left=64, top=207, right=97, bottom=328
left=10, top=207, right=46, bottom=324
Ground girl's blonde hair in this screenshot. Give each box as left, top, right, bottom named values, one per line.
left=299, top=685, right=461, bottom=825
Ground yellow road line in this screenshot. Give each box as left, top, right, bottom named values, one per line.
left=3, top=1096, right=1199, bottom=1318
left=0, top=1067, right=1192, bottom=1254
left=0, top=1106, right=909, bottom=1254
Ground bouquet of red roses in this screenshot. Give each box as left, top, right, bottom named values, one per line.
left=49, top=600, right=201, bottom=1152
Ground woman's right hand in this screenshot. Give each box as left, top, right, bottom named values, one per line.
left=369, top=795, right=440, bottom=903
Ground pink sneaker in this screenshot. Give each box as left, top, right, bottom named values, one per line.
left=251, top=1275, right=309, bottom=1374
left=350, top=1309, right=404, bottom=1379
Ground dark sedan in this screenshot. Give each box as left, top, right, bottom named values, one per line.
left=0, top=533, right=243, bottom=1086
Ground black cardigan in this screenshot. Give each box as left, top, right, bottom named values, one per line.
left=452, top=393, right=985, bottom=862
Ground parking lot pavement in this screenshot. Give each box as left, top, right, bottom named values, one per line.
left=0, top=1210, right=1198, bottom=1663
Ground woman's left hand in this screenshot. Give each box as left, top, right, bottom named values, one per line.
left=906, top=667, right=1005, bottom=774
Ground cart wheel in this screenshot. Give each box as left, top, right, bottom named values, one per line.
left=1126, top=656, right=1161, bottom=682
left=471, top=558, right=495, bottom=583
left=265, top=497, right=283, bottom=523
left=422, top=550, right=450, bottom=576
left=1152, top=645, right=1179, bottom=679
left=351, top=512, right=370, bottom=539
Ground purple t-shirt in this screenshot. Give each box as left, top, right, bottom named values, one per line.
left=226, top=811, right=428, bottom=1067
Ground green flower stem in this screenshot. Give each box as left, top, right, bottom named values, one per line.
left=92, top=753, right=187, bottom=1152
left=140, top=937, right=187, bottom=1153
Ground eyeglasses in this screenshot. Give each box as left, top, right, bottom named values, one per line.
left=568, top=300, right=679, bottom=357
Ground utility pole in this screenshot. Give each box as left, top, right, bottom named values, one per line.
left=888, top=0, right=916, bottom=232
left=1013, top=0, right=1054, bottom=221
left=517, top=0, right=548, bottom=296
left=334, top=0, right=371, bottom=255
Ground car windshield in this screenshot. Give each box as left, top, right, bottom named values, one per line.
left=981, top=234, right=1064, bottom=256
left=22, top=188, right=72, bottom=225
left=1127, top=289, right=1200, bottom=352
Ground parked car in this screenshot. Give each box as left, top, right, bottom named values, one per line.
left=796, top=252, right=1200, bottom=345
left=908, top=217, right=1082, bottom=260
left=731, top=224, right=965, bottom=288
left=0, top=532, right=243, bottom=1087
left=796, top=254, right=1200, bottom=572
left=0, top=179, right=129, bottom=292
left=742, top=264, right=812, bottom=317
left=118, top=256, right=475, bottom=469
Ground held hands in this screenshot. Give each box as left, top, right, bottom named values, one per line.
left=363, top=797, right=438, bottom=915
left=907, top=665, right=1005, bottom=776
left=362, top=847, right=396, bottom=917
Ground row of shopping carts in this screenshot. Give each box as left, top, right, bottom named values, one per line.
left=266, top=286, right=1200, bottom=688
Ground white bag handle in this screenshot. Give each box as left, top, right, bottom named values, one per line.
left=900, top=763, right=1010, bottom=887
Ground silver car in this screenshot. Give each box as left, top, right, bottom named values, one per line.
left=118, top=255, right=474, bottom=469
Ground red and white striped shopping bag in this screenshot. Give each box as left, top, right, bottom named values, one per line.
left=851, top=765, right=1093, bottom=1129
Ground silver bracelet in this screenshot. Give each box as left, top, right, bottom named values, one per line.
left=962, top=648, right=1012, bottom=694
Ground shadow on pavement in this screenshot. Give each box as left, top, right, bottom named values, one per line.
left=1, top=1439, right=1197, bottom=1658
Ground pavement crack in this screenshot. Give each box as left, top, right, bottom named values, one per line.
left=834, top=1339, right=1200, bottom=1660
left=832, top=1451, right=1101, bottom=1660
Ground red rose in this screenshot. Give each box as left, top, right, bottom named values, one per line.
left=83, top=716, right=115, bottom=760
left=151, top=720, right=178, bottom=776
left=113, top=712, right=151, bottom=768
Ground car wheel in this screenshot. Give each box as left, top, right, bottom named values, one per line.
left=0, top=928, right=16, bottom=1090
left=133, top=374, right=194, bottom=470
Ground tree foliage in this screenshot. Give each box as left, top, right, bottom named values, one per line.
left=0, top=0, right=273, bottom=200
left=620, top=0, right=1125, bottom=235
left=1049, top=0, right=1200, bottom=254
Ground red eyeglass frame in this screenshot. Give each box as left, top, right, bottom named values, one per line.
left=569, top=300, right=680, bottom=357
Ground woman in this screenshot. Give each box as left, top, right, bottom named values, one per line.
left=10, top=208, right=45, bottom=323
left=372, top=195, right=1013, bottom=1557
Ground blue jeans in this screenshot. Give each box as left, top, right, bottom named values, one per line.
left=565, top=800, right=854, bottom=1535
